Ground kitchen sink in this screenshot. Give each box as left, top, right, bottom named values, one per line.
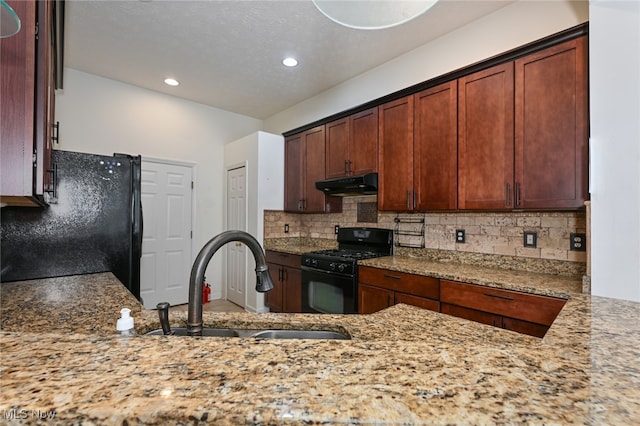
left=145, top=327, right=239, bottom=337
left=144, top=327, right=350, bottom=340
left=249, top=329, right=350, bottom=340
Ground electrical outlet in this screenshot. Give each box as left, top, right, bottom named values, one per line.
left=284, top=224, right=289, bottom=233
left=455, top=229, right=465, bottom=243
left=570, top=233, right=586, bottom=251
left=335, top=225, right=340, bottom=235
left=524, top=231, right=537, bottom=248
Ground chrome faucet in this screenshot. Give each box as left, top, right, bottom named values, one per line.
left=187, top=230, right=274, bottom=336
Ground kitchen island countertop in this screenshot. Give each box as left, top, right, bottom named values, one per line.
left=1, top=273, right=639, bottom=424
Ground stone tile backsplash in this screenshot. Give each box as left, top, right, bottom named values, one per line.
left=264, top=196, right=587, bottom=265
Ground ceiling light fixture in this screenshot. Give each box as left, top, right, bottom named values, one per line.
left=164, top=78, right=179, bottom=86
left=282, top=57, right=298, bottom=67
left=312, top=0, right=440, bottom=30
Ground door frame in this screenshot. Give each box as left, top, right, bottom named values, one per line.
left=224, top=161, right=249, bottom=304
left=141, top=156, right=198, bottom=292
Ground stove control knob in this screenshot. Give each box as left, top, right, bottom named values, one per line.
left=312, top=259, right=318, bottom=267
left=338, top=264, right=346, bottom=272
left=329, top=263, right=336, bottom=270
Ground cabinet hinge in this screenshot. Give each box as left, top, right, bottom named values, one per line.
left=190, top=231, right=193, bottom=239
left=191, top=181, right=194, bottom=189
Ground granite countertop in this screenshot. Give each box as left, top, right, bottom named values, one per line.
left=1, top=273, right=640, bottom=424
left=265, top=238, right=583, bottom=298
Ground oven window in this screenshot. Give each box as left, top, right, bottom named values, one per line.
left=308, top=280, right=344, bottom=314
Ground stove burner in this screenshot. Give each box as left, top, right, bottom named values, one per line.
left=310, top=249, right=380, bottom=261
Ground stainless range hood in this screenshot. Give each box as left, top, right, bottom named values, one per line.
left=315, top=173, right=378, bottom=196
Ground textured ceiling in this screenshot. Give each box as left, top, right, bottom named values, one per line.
left=65, top=0, right=513, bottom=120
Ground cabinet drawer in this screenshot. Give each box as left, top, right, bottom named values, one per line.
left=440, top=280, right=565, bottom=326
left=265, top=251, right=301, bottom=269
left=359, top=266, right=439, bottom=300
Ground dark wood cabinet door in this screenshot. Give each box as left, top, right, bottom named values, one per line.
left=441, top=303, right=503, bottom=328
left=350, top=107, right=378, bottom=176
left=458, top=62, right=515, bottom=210
left=358, top=283, right=394, bottom=314
left=501, top=317, right=549, bottom=338
left=282, top=266, right=302, bottom=313
left=303, top=125, right=328, bottom=212
left=394, top=292, right=439, bottom=312
left=284, top=134, right=303, bottom=212
left=35, top=0, right=53, bottom=196
left=414, top=81, right=458, bottom=210
left=0, top=0, right=37, bottom=204
left=378, top=96, right=414, bottom=211
left=325, top=117, right=350, bottom=179
left=515, top=36, right=588, bottom=209
left=265, top=263, right=283, bottom=313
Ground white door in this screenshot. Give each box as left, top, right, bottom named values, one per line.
left=226, top=166, right=247, bottom=307
left=140, top=160, right=193, bottom=308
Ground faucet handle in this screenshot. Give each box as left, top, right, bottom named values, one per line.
left=156, top=302, right=172, bottom=335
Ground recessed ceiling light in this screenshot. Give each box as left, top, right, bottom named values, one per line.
left=282, top=57, right=298, bottom=67
left=164, top=78, right=179, bottom=86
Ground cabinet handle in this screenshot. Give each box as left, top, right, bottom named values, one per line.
left=348, top=160, right=353, bottom=174
left=505, top=183, right=511, bottom=206
left=51, top=121, right=60, bottom=144
left=492, top=319, right=499, bottom=327
left=515, top=183, right=521, bottom=207
left=383, top=274, right=401, bottom=280
left=45, top=164, right=57, bottom=197
left=483, top=292, right=515, bottom=301
left=413, top=190, right=417, bottom=209
left=406, top=191, right=411, bottom=208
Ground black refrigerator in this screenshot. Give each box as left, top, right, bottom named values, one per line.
left=0, top=150, right=143, bottom=300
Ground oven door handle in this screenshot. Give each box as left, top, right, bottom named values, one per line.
left=300, top=265, right=355, bottom=278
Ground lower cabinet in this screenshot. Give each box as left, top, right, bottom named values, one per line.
left=265, top=251, right=302, bottom=313
left=440, top=280, right=566, bottom=338
left=357, top=266, right=566, bottom=338
left=358, top=266, right=440, bottom=314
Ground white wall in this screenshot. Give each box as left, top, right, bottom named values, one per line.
left=224, top=131, right=284, bottom=312
left=264, top=0, right=589, bottom=134
left=589, top=0, right=640, bottom=302
left=55, top=68, right=263, bottom=292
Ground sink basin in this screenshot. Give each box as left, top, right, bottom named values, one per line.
left=144, top=327, right=350, bottom=340
left=250, top=329, right=351, bottom=340
left=145, top=327, right=239, bottom=337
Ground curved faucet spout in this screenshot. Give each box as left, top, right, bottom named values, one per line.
left=187, top=230, right=274, bottom=336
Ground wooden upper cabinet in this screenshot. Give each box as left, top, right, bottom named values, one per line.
left=325, top=118, right=350, bottom=179
left=1, top=0, right=59, bottom=207
left=458, top=62, right=515, bottom=210
left=414, top=81, right=458, bottom=210
left=284, top=126, right=341, bottom=213
left=0, top=0, right=37, bottom=206
left=350, top=108, right=378, bottom=176
left=35, top=0, right=55, bottom=196
left=325, top=107, right=378, bottom=179
left=514, top=36, right=588, bottom=209
left=284, top=133, right=303, bottom=211
left=303, top=126, right=328, bottom=212
left=378, top=96, right=414, bottom=211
